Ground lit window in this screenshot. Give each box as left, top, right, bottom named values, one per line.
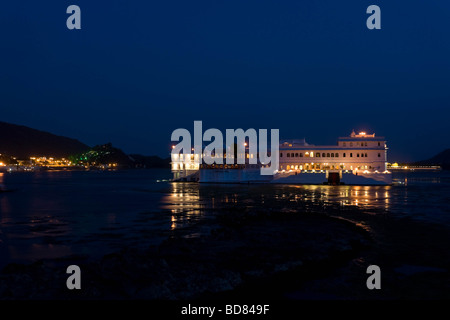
left=316, top=153, right=320, bottom=157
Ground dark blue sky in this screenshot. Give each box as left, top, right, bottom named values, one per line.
left=1, top=1, right=449, bottom=161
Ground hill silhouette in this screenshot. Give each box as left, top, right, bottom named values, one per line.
left=0, top=121, right=169, bottom=168
left=416, top=149, right=450, bottom=170
left=129, top=154, right=171, bottom=168
left=0, top=121, right=89, bottom=159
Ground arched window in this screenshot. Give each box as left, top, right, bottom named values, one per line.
left=343, top=153, right=346, bottom=157
left=357, top=153, right=360, bottom=157
left=291, top=153, right=294, bottom=157
left=365, top=153, right=368, bottom=157
left=335, top=153, right=338, bottom=157
left=295, top=153, right=298, bottom=157
left=322, top=153, right=325, bottom=157
left=300, top=153, right=303, bottom=157
left=327, top=153, right=330, bottom=157
left=287, top=153, right=290, bottom=158
left=331, top=153, right=334, bottom=157
left=280, top=153, right=283, bottom=157
left=316, top=153, right=320, bottom=157
left=350, top=153, right=353, bottom=157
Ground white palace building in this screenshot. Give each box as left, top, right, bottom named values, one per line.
left=171, top=130, right=392, bottom=185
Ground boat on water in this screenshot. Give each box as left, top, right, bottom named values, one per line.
left=171, top=130, right=392, bottom=186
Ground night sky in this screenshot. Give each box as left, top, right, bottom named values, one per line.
left=1, top=1, right=449, bottom=162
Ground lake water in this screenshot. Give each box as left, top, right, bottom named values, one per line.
left=1, top=169, right=449, bottom=269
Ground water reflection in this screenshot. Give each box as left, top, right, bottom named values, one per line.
left=161, top=171, right=450, bottom=226
left=0, top=173, right=13, bottom=223
left=160, top=183, right=203, bottom=230
left=0, top=170, right=448, bottom=269
left=298, top=185, right=393, bottom=211
left=161, top=183, right=244, bottom=230
left=160, top=182, right=396, bottom=232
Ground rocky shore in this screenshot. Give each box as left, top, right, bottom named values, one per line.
left=0, top=204, right=370, bottom=299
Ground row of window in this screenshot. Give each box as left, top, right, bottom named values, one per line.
left=342, top=141, right=382, bottom=147
left=281, top=152, right=381, bottom=158
left=280, top=164, right=380, bottom=170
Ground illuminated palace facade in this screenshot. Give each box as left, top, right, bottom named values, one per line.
left=171, top=131, right=391, bottom=185
left=279, top=131, right=388, bottom=173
